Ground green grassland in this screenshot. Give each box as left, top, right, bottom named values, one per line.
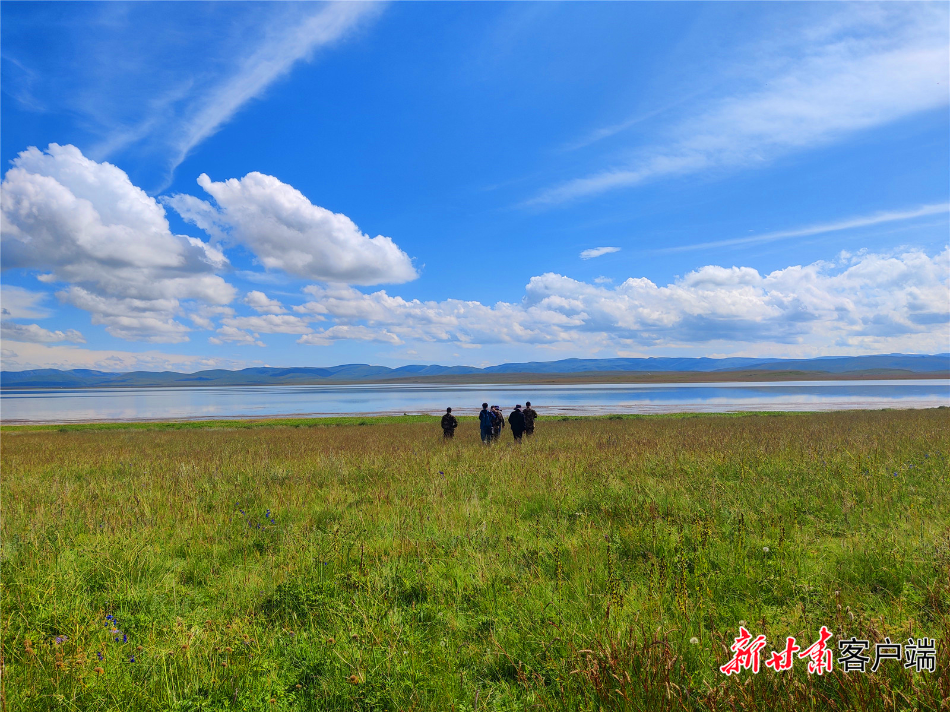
left=2, top=410, right=948, bottom=711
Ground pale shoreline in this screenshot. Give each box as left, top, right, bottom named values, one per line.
left=3, top=401, right=947, bottom=427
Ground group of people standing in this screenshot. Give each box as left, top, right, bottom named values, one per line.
left=440, top=402, right=538, bottom=442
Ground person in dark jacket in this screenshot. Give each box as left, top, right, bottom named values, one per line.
left=441, top=407, right=458, bottom=439
left=478, top=402, right=493, bottom=443
left=508, top=404, right=526, bottom=442
left=523, top=401, right=538, bottom=437
left=490, top=405, right=505, bottom=441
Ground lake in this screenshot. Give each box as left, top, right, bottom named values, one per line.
left=1, top=379, right=947, bottom=423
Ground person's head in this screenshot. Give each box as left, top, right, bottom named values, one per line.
left=525, top=401, right=531, bottom=407
left=515, top=404, right=522, bottom=410
left=482, top=402, right=488, bottom=409
left=446, top=407, right=452, bottom=413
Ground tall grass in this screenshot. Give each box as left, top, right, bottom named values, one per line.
left=2, top=410, right=948, bottom=711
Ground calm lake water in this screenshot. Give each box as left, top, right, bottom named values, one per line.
left=1, top=380, right=947, bottom=423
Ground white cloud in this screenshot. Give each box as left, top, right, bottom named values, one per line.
left=532, top=6, right=949, bottom=204
left=298, top=325, right=403, bottom=346
left=292, top=248, right=949, bottom=355
left=662, top=202, right=950, bottom=253
left=168, top=172, right=418, bottom=285
left=244, top=290, right=286, bottom=314
left=56, top=287, right=192, bottom=343
left=222, top=314, right=314, bottom=335
left=0, top=341, right=249, bottom=372
left=187, top=305, right=234, bottom=331
left=0, top=322, right=85, bottom=344
left=580, top=246, right=621, bottom=260
left=209, top=326, right=265, bottom=348
left=0, top=144, right=236, bottom=342
left=0, top=285, right=51, bottom=319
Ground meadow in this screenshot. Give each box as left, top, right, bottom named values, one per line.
left=2, top=409, right=948, bottom=711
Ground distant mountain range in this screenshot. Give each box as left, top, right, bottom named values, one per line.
left=2, top=353, right=947, bottom=389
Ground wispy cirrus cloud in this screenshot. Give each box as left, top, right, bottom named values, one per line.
left=7, top=3, right=381, bottom=192
left=530, top=5, right=949, bottom=206
left=159, top=3, right=380, bottom=188
left=660, top=202, right=950, bottom=254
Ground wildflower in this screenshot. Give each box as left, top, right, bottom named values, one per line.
left=106, top=615, right=114, bottom=620
left=347, top=674, right=360, bottom=685
left=739, top=620, right=747, bottom=626
left=438, top=471, right=444, bottom=475
left=295, top=684, right=302, bottom=689
left=129, top=657, right=136, bottom=663
left=97, top=651, right=104, bottom=661
left=269, top=699, right=277, bottom=705
left=94, top=666, right=105, bottom=675
left=122, top=634, right=127, bottom=643
left=690, top=637, right=699, bottom=645
left=55, top=636, right=67, bottom=644
left=136, top=645, right=143, bottom=652
left=326, top=637, right=335, bottom=645
left=763, top=547, right=770, bottom=553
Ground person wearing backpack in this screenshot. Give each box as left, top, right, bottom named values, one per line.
left=523, top=401, right=538, bottom=437
left=490, top=405, right=505, bottom=442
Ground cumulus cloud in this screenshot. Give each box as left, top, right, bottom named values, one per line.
left=298, top=325, right=403, bottom=346
left=1, top=144, right=236, bottom=341
left=209, top=325, right=265, bottom=347
left=222, top=314, right=314, bottom=335
left=0, top=322, right=85, bottom=344
left=532, top=5, right=949, bottom=204
left=580, top=247, right=621, bottom=260
left=244, top=290, right=287, bottom=314
left=167, top=172, right=418, bottom=285
left=187, top=305, right=234, bottom=331
left=292, top=248, right=949, bottom=355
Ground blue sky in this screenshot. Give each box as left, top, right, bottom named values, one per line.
left=1, top=1, right=948, bottom=371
